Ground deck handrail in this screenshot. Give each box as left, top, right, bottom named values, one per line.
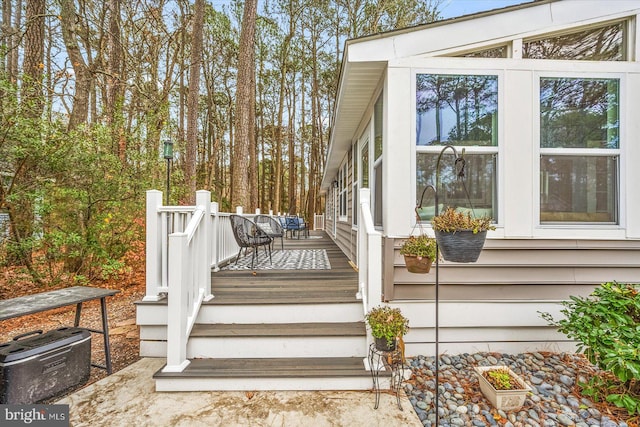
left=357, top=188, right=382, bottom=321
left=163, top=190, right=213, bottom=372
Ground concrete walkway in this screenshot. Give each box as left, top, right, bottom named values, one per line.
left=56, top=358, right=422, bottom=427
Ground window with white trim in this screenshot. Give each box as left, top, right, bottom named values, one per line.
left=338, top=162, right=348, bottom=220
left=352, top=142, right=359, bottom=227
left=539, top=76, right=620, bottom=224
left=373, top=93, right=383, bottom=227
left=416, top=73, right=499, bottom=221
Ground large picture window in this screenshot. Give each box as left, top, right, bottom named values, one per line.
left=416, top=73, right=499, bottom=221
left=539, top=77, right=619, bottom=224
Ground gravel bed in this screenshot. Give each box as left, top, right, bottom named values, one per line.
left=404, top=352, right=632, bottom=427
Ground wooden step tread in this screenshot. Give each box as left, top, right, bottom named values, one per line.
left=190, top=322, right=366, bottom=338
left=204, top=295, right=360, bottom=305
left=153, top=357, right=384, bottom=379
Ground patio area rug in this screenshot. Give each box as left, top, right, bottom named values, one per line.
left=222, top=249, right=331, bottom=271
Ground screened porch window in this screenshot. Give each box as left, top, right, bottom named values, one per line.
left=539, top=77, right=619, bottom=224
left=416, top=73, right=498, bottom=221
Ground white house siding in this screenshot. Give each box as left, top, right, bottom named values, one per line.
left=322, top=0, right=640, bottom=355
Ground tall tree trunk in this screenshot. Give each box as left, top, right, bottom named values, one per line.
left=185, top=0, right=205, bottom=204
left=231, top=0, right=257, bottom=210
left=287, top=82, right=296, bottom=214
left=8, top=0, right=45, bottom=269
left=106, top=0, right=124, bottom=157
left=249, top=63, right=258, bottom=209
left=59, top=0, right=91, bottom=129
left=22, top=0, right=45, bottom=117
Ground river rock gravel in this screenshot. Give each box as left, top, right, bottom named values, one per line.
left=404, top=352, right=633, bottom=427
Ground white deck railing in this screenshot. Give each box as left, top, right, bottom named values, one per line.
left=357, top=188, right=382, bottom=321
left=145, top=190, right=246, bottom=372
left=313, top=214, right=325, bottom=230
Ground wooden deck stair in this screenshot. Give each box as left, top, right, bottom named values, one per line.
left=139, top=232, right=385, bottom=391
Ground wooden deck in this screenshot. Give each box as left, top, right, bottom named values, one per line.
left=150, top=231, right=381, bottom=391
left=208, top=230, right=359, bottom=305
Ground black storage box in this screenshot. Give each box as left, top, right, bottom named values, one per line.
left=0, top=327, right=91, bottom=404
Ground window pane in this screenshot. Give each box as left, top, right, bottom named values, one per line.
left=524, top=23, right=625, bottom=61
left=374, top=162, right=383, bottom=227
left=540, top=78, right=619, bottom=149
left=361, top=142, right=369, bottom=187
left=540, top=155, right=617, bottom=223
left=374, top=94, right=383, bottom=160
left=416, top=74, right=498, bottom=146
left=460, top=46, right=508, bottom=58
left=416, top=153, right=497, bottom=221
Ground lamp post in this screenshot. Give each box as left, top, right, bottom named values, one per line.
left=163, top=139, right=173, bottom=205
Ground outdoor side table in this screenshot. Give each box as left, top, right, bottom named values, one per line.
left=0, top=286, right=118, bottom=374
left=368, top=342, right=405, bottom=410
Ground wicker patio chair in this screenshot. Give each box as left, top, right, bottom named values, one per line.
left=254, top=215, right=285, bottom=251
left=229, top=215, right=272, bottom=268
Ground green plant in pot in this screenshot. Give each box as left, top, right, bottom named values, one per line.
left=400, top=235, right=437, bottom=274
left=431, top=207, right=495, bottom=263
left=365, top=305, right=409, bottom=351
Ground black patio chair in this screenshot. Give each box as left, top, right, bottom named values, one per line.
left=229, top=215, right=272, bottom=268
left=254, top=215, right=285, bottom=250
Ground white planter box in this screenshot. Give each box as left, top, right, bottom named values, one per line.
left=474, top=366, right=532, bottom=411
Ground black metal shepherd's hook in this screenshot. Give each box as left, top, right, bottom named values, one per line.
left=417, top=144, right=466, bottom=427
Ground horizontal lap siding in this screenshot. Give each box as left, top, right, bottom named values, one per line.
left=385, top=238, right=640, bottom=355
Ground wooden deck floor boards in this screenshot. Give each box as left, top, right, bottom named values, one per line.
left=209, top=231, right=358, bottom=305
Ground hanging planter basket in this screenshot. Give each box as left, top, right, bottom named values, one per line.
left=434, top=230, right=487, bottom=263
left=403, top=255, right=433, bottom=274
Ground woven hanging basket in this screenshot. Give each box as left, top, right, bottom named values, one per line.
left=403, top=255, right=433, bottom=274
left=434, top=230, right=487, bottom=263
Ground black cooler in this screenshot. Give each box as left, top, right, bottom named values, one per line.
left=0, top=327, right=91, bottom=404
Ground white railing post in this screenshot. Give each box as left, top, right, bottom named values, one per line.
left=358, top=188, right=382, bottom=353
left=236, top=206, right=243, bottom=214
left=196, top=190, right=213, bottom=301
left=163, top=232, right=190, bottom=373
left=144, top=190, right=164, bottom=301
left=211, top=202, right=220, bottom=272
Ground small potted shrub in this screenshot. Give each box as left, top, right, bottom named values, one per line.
left=365, top=305, right=409, bottom=351
left=400, top=235, right=437, bottom=274
left=431, top=207, right=495, bottom=263
left=474, top=366, right=531, bottom=411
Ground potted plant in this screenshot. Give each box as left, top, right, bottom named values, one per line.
left=474, top=366, right=532, bottom=411
left=365, top=305, right=409, bottom=351
left=400, top=235, right=437, bottom=274
left=431, top=207, right=495, bottom=263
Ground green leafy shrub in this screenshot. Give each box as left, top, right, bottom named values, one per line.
left=431, top=207, right=495, bottom=233
left=365, top=305, right=409, bottom=348
left=400, top=235, right=437, bottom=259
left=540, top=282, right=640, bottom=415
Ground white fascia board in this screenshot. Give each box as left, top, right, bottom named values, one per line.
left=389, top=56, right=640, bottom=73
